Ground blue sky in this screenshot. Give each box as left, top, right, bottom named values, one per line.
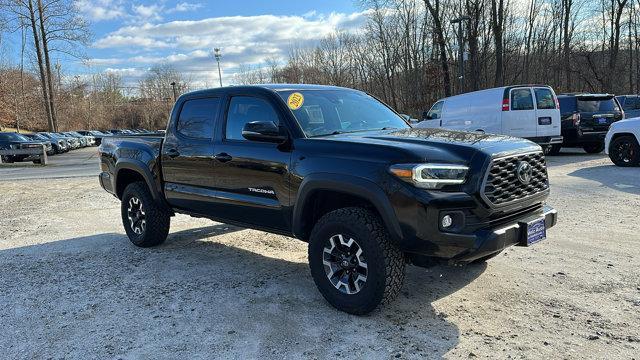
left=63, top=0, right=365, bottom=87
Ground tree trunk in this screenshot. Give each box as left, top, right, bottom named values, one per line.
left=38, top=0, right=58, bottom=132
left=27, top=0, right=54, bottom=132
left=562, top=0, right=573, bottom=91
left=425, top=0, right=452, bottom=97
left=490, top=0, right=505, bottom=87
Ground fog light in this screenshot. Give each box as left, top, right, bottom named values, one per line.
left=441, top=215, right=453, bottom=228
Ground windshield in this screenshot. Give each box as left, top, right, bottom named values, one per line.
left=276, top=89, right=409, bottom=137
left=0, top=133, right=29, bottom=141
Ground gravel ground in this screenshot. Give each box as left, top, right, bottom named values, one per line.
left=0, top=151, right=638, bottom=359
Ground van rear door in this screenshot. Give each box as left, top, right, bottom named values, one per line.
left=502, top=87, right=537, bottom=139
left=533, top=87, right=561, bottom=139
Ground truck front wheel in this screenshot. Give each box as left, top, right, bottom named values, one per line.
left=308, top=207, right=405, bottom=315
left=121, top=181, right=170, bottom=247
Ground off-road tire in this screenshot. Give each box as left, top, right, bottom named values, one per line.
left=308, top=207, right=405, bottom=315
left=609, top=135, right=640, bottom=167
left=583, top=142, right=605, bottom=154
left=121, top=181, right=170, bottom=247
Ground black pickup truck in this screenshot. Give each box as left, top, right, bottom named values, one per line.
left=99, top=84, right=557, bottom=314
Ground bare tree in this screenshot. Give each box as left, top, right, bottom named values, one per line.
left=424, top=0, right=452, bottom=96
left=490, top=0, right=505, bottom=86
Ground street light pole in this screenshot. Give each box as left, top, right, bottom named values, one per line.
left=451, top=16, right=471, bottom=94
left=170, top=82, right=177, bottom=102
left=214, top=48, right=222, bottom=87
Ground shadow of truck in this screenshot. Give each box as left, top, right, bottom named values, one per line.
left=0, top=225, right=486, bottom=358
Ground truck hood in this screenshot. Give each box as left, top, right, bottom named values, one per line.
left=317, top=128, right=541, bottom=162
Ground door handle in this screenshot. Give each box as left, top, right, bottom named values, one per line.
left=214, top=152, right=233, bottom=163
left=166, top=148, right=180, bottom=158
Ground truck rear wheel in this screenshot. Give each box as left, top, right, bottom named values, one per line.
left=121, top=181, right=170, bottom=247
left=308, top=207, right=405, bottom=315
left=583, top=142, right=605, bottom=154
left=546, top=144, right=562, bottom=156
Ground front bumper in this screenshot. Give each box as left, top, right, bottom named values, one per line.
left=389, top=182, right=557, bottom=263
left=447, top=205, right=557, bottom=264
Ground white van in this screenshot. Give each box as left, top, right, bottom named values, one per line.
left=416, top=85, right=563, bottom=150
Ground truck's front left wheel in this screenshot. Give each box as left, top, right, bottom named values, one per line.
left=121, top=181, right=170, bottom=247
left=308, top=207, right=405, bottom=315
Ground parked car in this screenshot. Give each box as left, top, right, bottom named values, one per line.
left=22, top=133, right=56, bottom=155
left=56, top=133, right=81, bottom=148
left=605, top=117, right=640, bottom=166
left=61, top=132, right=88, bottom=147
left=98, top=84, right=557, bottom=315
left=78, top=130, right=110, bottom=145
left=553, top=93, right=624, bottom=154
left=616, top=95, right=640, bottom=119
left=0, top=132, right=50, bottom=163
left=38, top=132, right=69, bottom=152
left=66, top=131, right=95, bottom=146
left=416, top=85, right=563, bottom=154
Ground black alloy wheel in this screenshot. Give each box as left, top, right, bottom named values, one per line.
left=609, top=135, right=640, bottom=167
left=322, top=234, right=368, bottom=295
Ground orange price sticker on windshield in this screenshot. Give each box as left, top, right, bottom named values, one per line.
left=287, top=92, right=304, bottom=110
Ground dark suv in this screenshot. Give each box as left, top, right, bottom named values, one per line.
left=553, top=94, right=624, bottom=154
left=616, top=95, right=640, bottom=119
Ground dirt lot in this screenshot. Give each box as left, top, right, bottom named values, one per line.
left=1, top=150, right=639, bottom=359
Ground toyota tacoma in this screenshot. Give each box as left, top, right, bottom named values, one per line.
left=98, top=84, right=557, bottom=314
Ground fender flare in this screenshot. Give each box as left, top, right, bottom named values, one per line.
left=292, top=173, right=403, bottom=242
left=114, top=159, right=163, bottom=203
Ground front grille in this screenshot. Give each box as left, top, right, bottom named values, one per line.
left=482, top=152, right=549, bottom=206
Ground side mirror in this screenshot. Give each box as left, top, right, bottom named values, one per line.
left=242, top=121, right=287, bottom=143
left=422, top=111, right=430, bottom=120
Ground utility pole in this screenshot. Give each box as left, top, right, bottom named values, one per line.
left=214, top=48, right=223, bottom=87
left=451, top=16, right=471, bottom=94
left=55, top=59, right=61, bottom=93
left=170, top=82, right=177, bottom=102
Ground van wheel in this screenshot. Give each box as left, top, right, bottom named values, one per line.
left=121, top=181, right=170, bottom=247
left=308, top=207, right=405, bottom=315
left=609, top=135, right=640, bottom=167
left=583, top=142, right=605, bottom=154
left=546, top=144, right=562, bottom=156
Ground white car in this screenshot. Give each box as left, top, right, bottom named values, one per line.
left=605, top=117, right=640, bottom=166
left=416, top=85, right=563, bottom=153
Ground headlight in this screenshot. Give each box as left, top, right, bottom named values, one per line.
left=389, top=163, right=469, bottom=189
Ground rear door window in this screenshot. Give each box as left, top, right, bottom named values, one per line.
left=534, top=88, right=556, bottom=109
left=177, top=97, right=220, bottom=139
left=511, top=89, right=534, bottom=110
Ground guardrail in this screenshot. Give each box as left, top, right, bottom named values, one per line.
left=0, top=145, right=48, bottom=165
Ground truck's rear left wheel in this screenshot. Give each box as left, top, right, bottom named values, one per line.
left=308, top=207, right=405, bottom=315
left=121, top=181, right=170, bottom=247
